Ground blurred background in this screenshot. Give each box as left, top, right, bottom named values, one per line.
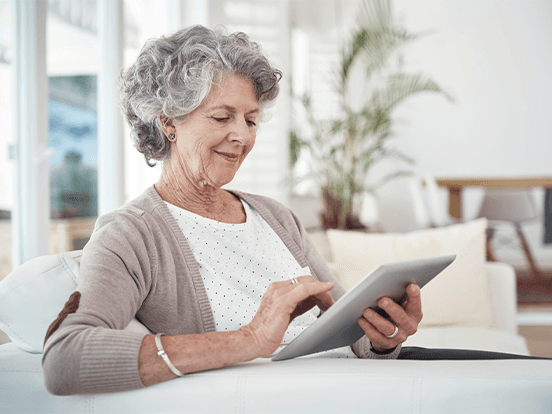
left=1, top=0, right=551, bottom=308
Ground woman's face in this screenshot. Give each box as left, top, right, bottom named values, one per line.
left=169, top=74, right=259, bottom=189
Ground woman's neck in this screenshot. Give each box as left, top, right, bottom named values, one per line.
left=155, top=168, right=245, bottom=223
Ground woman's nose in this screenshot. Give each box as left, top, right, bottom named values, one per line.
left=230, top=118, right=255, bottom=145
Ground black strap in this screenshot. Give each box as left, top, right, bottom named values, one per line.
left=398, top=346, right=552, bottom=360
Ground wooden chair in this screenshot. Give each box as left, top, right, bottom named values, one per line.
left=477, top=188, right=542, bottom=280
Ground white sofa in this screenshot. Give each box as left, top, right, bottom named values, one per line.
left=307, top=220, right=531, bottom=355
left=1, top=219, right=551, bottom=413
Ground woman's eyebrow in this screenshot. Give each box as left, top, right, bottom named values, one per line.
left=209, top=105, right=259, bottom=114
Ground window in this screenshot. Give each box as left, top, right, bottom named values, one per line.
left=0, top=1, right=14, bottom=281
left=47, top=2, right=100, bottom=254
left=49, top=75, right=98, bottom=220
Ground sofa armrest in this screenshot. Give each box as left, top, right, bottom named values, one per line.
left=484, top=262, right=518, bottom=334
left=2, top=342, right=551, bottom=414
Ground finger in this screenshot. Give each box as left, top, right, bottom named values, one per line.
left=291, top=288, right=335, bottom=318
left=294, top=275, right=324, bottom=284
left=263, top=277, right=334, bottom=322
left=310, top=288, right=335, bottom=311
left=277, top=276, right=332, bottom=300
left=285, top=275, right=319, bottom=288
left=376, top=297, right=417, bottom=336
left=357, top=316, right=399, bottom=350
left=290, top=280, right=334, bottom=305
left=293, top=276, right=335, bottom=310
left=290, top=296, right=318, bottom=320
left=295, top=275, right=316, bottom=281
left=404, top=283, right=423, bottom=323
left=266, top=277, right=332, bottom=305
left=362, top=307, right=400, bottom=339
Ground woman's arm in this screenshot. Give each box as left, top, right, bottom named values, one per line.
left=44, top=249, right=334, bottom=394
left=138, top=330, right=257, bottom=385
left=42, top=211, right=156, bottom=395
left=138, top=276, right=335, bottom=386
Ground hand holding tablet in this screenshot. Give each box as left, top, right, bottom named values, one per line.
left=272, top=254, right=456, bottom=361
left=358, top=281, right=422, bottom=352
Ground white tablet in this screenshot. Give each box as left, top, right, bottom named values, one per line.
left=272, top=254, right=456, bottom=361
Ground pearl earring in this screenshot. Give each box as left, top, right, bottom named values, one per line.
left=168, top=134, right=176, bottom=141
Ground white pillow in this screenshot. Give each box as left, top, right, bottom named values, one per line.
left=0, top=251, right=151, bottom=354
left=0, top=252, right=81, bottom=353
left=327, top=218, right=493, bottom=328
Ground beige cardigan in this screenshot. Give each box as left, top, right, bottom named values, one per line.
left=42, top=186, right=399, bottom=395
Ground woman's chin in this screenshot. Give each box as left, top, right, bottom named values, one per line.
left=201, top=174, right=237, bottom=190
left=208, top=164, right=243, bottom=188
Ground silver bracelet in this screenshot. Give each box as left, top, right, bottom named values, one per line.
left=154, top=333, right=184, bottom=377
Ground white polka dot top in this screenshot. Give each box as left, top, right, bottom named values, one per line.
left=165, top=199, right=319, bottom=345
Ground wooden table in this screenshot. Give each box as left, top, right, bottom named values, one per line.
left=434, top=177, right=552, bottom=219
left=435, top=177, right=552, bottom=281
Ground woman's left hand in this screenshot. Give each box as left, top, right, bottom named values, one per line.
left=357, top=283, right=423, bottom=352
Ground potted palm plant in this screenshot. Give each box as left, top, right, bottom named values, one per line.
left=290, top=0, right=451, bottom=230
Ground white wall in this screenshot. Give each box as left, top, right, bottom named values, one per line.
left=211, top=0, right=292, bottom=205
left=371, top=0, right=552, bottom=267
left=391, top=0, right=552, bottom=178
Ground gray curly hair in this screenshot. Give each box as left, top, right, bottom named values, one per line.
left=119, top=25, right=282, bottom=166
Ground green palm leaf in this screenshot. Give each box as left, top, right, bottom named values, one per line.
left=367, top=72, right=453, bottom=115
left=289, top=0, right=451, bottom=229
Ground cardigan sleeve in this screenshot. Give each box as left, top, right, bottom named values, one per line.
left=42, top=210, right=156, bottom=395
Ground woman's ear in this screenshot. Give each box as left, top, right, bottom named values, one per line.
left=160, top=116, right=175, bottom=138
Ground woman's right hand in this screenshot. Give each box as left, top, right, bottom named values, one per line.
left=242, top=276, right=335, bottom=357
left=139, top=276, right=335, bottom=387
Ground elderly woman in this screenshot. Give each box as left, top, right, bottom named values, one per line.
left=42, top=25, right=422, bottom=395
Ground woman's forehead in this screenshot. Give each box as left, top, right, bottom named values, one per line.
left=201, top=74, right=259, bottom=111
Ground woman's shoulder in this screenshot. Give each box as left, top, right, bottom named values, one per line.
left=93, top=186, right=169, bottom=237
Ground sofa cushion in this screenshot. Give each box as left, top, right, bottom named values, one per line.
left=326, top=218, right=493, bottom=328
left=0, top=252, right=82, bottom=353
left=0, top=251, right=152, bottom=353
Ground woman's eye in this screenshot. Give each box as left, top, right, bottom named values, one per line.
left=213, top=117, right=230, bottom=123
left=247, top=120, right=257, bottom=127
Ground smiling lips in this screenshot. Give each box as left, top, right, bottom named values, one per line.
left=215, top=151, right=240, bottom=162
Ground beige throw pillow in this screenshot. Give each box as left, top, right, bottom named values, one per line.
left=326, top=218, right=493, bottom=328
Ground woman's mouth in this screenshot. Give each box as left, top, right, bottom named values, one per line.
left=215, top=151, right=240, bottom=162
